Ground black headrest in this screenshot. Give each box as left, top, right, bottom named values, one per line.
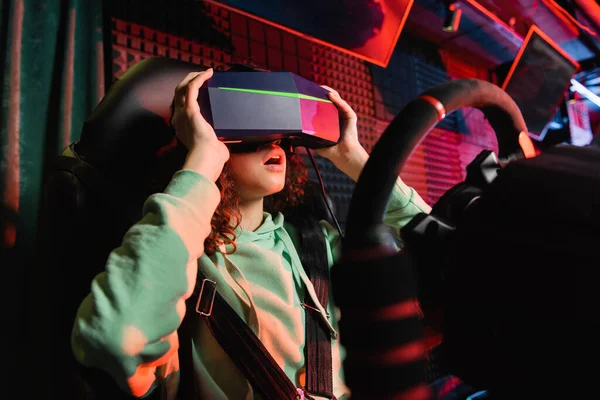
left=73, top=57, right=207, bottom=192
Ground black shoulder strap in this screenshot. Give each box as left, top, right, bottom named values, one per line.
left=288, top=213, right=335, bottom=399
left=194, top=273, right=303, bottom=400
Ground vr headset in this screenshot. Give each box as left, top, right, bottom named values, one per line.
left=198, top=71, right=341, bottom=153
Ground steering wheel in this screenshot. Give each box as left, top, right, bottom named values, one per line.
left=331, top=78, right=537, bottom=400
left=342, top=78, right=536, bottom=255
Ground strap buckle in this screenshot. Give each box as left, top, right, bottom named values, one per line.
left=195, top=278, right=217, bottom=316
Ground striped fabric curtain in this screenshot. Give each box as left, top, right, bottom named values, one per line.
left=0, top=0, right=104, bottom=396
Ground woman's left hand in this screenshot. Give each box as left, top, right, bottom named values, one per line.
left=315, top=86, right=369, bottom=181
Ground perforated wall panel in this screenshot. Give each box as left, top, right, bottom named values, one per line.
left=112, top=16, right=232, bottom=79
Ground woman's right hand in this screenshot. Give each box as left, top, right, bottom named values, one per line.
left=171, top=68, right=230, bottom=181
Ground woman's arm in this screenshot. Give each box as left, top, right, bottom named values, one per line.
left=71, top=69, right=230, bottom=397
left=72, top=170, right=220, bottom=396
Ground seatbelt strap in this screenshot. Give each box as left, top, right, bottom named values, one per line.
left=191, top=270, right=314, bottom=400
left=303, top=253, right=335, bottom=398
left=291, top=213, right=335, bottom=398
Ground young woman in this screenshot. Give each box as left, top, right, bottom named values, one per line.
left=70, top=68, right=431, bottom=399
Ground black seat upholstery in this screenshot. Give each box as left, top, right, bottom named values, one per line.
left=39, top=56, right=203, bottom=399
left=38, top=56, right=336, bottom=399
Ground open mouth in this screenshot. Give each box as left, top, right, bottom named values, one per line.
left=262, top=149, right=285, bottom=166
left=263, top=155, right=283, bottom=165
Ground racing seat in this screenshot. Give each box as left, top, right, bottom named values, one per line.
left=37, top=56, right=337, bottom=399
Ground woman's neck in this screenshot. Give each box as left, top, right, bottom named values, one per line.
left=238, top=197, right=265, bottom=232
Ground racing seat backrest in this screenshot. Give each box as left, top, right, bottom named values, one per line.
left=38, top=56, right=337, bottom=399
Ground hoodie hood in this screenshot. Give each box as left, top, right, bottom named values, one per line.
left=234, top=212, right=284, bottom=244
left=217, top=211, right=338, bottom=339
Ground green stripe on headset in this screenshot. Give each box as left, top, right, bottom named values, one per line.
left=217, top=87, right=332, bottom=103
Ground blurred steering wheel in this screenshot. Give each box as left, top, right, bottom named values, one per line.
left=342, top=78, right=536, bottom=255
left=331, top=78, right=537, bottom=399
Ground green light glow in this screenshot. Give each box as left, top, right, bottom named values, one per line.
left=217, top=87, right=332, bottom=103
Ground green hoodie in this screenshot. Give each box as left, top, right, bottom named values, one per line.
left=72, top=169, right=431, bottom=400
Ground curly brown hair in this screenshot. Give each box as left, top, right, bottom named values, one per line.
left=204, top=150, right=308, bottom=254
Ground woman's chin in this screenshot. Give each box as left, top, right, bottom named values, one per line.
left=263, top=180, right=286, bottom=197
